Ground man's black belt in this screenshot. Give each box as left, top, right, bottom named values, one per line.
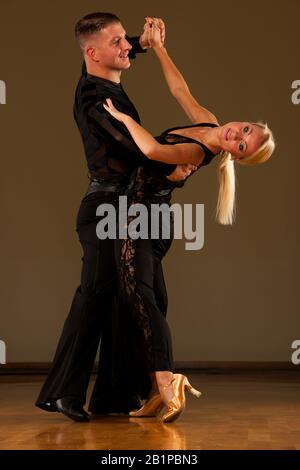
left=85, top=177, right=127, bottom=196
left=85, top=176, right=173, bottom=199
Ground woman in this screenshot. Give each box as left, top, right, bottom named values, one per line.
left=102, top=21, right=275, bottom=423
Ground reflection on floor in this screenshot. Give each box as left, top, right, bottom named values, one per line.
left=0, top=372, right=300, bottom=450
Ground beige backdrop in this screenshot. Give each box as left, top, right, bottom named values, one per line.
left=0, top=0, right=299, bottom=363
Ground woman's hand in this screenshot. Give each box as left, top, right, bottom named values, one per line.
left=144, top=19, right=164, bottom=49
left=103, top=98, right=128, bottom=123
left=166, top=163, right=198, bottom=182
left=140, top=16, right=165, bottom=49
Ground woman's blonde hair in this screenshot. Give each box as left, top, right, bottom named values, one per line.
left=216, top=122, right=275, bottom=225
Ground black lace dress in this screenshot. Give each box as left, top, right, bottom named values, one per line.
left=119, top=123, right=219, bottom=366
left=89, top=123, right=219, bottom=412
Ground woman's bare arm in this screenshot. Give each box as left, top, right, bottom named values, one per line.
left=103, top=99, right=204, bottom=165
left=153, top=45, right=219, bottom=125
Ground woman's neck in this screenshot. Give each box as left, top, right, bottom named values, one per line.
left=195, top=126, right=223, bottom=154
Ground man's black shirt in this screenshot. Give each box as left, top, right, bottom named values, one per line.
left=73, top=36, right=176, bottom=184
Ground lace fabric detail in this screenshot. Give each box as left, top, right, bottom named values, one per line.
left=119, top=168, right=153, bottom=369
left=125, top=166, right=173, bottom=201
left=157, top=131, right=215, bottom=169
left=119, top=166, right=172, bottom=370
left=163, top=134, right=193, bottom=144
left=119, top=235, right=153, bottom=368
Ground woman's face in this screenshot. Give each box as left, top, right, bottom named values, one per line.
left=220, top=122, right=265, bottom=159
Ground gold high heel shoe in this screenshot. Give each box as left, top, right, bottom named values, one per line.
left=160, top=374, right=202, bottom=423
left=129, top=393, right=165, bottom=417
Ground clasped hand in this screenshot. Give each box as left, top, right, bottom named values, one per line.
left=139, top=16, right=165, bottom=49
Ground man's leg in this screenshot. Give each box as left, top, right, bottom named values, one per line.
left=35, top=192, right=117, bottom=413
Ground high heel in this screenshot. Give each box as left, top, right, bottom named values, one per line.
left=160, top=374, right=202, bottom=423
left=129, top=393, right=164, bottom=417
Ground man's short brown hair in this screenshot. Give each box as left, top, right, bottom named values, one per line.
left=75, top=12, right=121, bottom=49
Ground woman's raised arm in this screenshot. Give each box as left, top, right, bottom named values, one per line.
left=153, top=45, right=218, bottom=125
left=145, top=21, right=218, bottom=125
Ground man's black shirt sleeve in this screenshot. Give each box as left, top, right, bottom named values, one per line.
left=88, top=102, right=177, bottom=177
left=127, top=36, right=147, bottom=59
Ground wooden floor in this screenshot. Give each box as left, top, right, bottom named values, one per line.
left=0, top=372, right=300, bottom=450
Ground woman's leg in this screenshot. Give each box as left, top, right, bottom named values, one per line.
left=118, top=236, right=174, bottom=372
left=115, top=200, right=176, bottom=406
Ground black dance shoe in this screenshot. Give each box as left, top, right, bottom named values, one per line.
left=55, top=397, right=90, bottom=422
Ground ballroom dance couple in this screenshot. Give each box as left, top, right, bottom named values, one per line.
left=35, top=12, right=274, bottom=424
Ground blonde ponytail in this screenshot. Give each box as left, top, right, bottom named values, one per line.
left=216, top=151, right=236, bottom=225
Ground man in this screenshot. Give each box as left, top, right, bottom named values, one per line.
left=35, top=12, right=188, bottom=422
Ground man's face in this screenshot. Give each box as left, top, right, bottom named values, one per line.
left=86, top=22, right=132, bottom=71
